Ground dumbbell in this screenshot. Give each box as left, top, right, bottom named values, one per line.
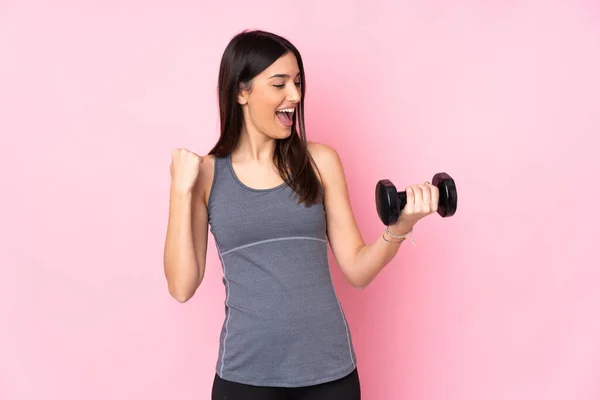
left=375, top=172, right=457, bottom=225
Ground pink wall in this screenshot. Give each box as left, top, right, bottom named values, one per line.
left=2, top=1, right=599, bottom=399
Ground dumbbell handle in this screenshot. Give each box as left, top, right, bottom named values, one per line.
left=394, top=187, right=443, bottom=211
left=396, top=191, right=408, bottom=212
left=376, top=172, right=457, bottom=226
left=395, top=175, right=456, bottom=218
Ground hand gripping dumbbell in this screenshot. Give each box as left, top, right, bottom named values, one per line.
left=375, top=172, right=458, bottom=225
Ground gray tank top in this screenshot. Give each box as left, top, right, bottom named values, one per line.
left=207, top=154, right=357, bottom=387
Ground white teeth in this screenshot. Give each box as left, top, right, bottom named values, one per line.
left=276, top=108, right=294, bottom=113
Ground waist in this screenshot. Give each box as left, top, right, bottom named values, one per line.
left=219, top=298, right=354, bottom=382
left=226, top=290, right=343, bottom=324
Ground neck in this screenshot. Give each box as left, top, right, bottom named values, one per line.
left=232, top=125, right=276, bottom=163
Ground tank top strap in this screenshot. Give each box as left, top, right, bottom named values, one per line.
left=209, top=153, right=233, bottom=192
left=212, top=154, right=231, bottom=181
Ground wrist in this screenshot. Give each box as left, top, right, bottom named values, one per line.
left=170, top=188, right=194, bottom=206
left=382, top=230, right=405, bottom=244
left=383, top=222, right=416, bottom=247
left=386, top=221, right=414, bottom=237
left=171, top=183, right=194, bottom=197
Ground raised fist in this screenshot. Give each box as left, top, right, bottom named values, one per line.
left=169, top=148, right=203, bottom=193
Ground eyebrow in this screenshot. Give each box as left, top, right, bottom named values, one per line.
left=269, top=73, right=301, bottom=79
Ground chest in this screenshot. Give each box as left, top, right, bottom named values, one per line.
left=208, top=186, right=327, bottom=253
left=230, top=161, right=287, bottom=191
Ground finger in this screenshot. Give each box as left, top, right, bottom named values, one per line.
left=428, top=182, right=439, bottom=212
left=191, top=153, right=203, bottom=164
left=413, top=184, right=426, bottom=213
left=410, top=185, right=422, bottom=212
left=405, top=186, right=415, bottom=213
left=419, top=183, right=431, bottom=209
left=186, top=149, right=203, bottom=162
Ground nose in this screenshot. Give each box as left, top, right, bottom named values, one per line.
left=287, top=83, right=301, bottom=103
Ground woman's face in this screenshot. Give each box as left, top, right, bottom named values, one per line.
left=238, top=52, right=303, bottom=140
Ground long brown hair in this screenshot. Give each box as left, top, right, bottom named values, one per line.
left=208, top=29, right=321, bottom=207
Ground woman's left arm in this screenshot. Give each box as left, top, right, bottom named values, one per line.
left=310, top=142, right=437, bottom=290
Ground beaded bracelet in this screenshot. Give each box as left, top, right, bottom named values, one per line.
left=382, top=226, right=416, bottom=246
left=381, top=233, right=404, bottom=244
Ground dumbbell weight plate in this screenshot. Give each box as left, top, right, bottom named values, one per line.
left=432, top=172, right=457, bottom=218
left=375, top=179, right=405, bottom=226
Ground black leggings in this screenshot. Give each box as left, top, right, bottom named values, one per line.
left=211, top=368, right=361, bottom=400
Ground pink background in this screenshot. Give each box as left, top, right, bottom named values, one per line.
left=1, top=1, right=599, bottom=399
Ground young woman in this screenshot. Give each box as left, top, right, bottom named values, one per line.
left=164, top=29, right=439, bottom=400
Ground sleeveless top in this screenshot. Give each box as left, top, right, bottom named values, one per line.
left=207, top=154, right=357, bottom=387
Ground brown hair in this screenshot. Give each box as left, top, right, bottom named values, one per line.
left=208, top=29, right=321, bottom=206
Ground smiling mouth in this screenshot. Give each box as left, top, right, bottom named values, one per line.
left=276, top=108, right=294, bottom=127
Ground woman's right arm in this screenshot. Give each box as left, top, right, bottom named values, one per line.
left=163, top=151, right=211, bottom=303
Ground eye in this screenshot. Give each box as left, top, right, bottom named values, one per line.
left=273, top=84, right=285, bottom=89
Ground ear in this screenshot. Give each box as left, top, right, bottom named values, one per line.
left=237, top=81, right=251, bottom=105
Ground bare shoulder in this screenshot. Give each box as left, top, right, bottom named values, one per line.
left=307, top=141, right=344, bottom=187
left=307, top=141, right=340, bottom=163
left=194, top=154, right=216, bottom=207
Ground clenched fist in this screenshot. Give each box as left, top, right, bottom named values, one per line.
left=399, top=181, right=439, bottom=223
left=169, top=148, right=203, bottom=194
